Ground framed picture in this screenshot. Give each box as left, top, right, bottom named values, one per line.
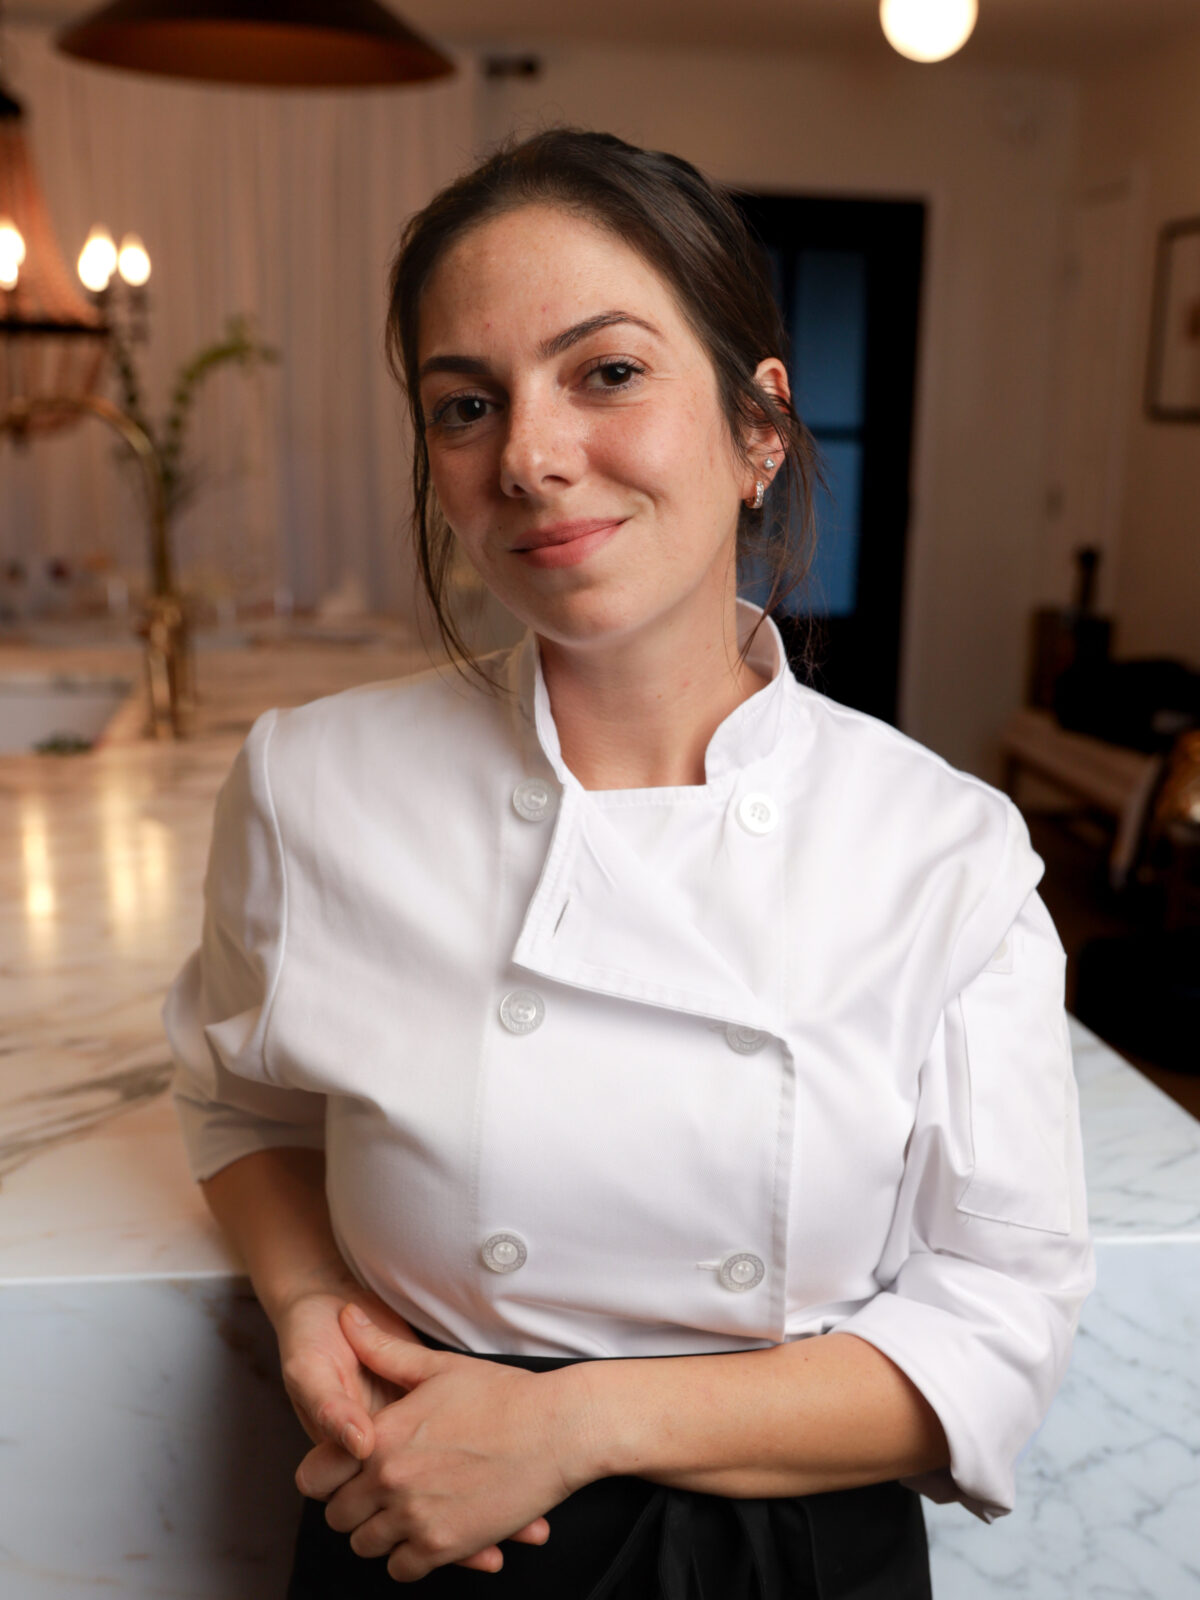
left=1145, top=215, right=1200, bottom=422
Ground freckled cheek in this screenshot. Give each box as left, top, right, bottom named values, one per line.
left=429, top=449, right=494, bottom=534
left=588, top=408, right=714, bottom=502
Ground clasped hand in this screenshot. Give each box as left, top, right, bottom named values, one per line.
left=294, top=1304, right=586, bottom=1583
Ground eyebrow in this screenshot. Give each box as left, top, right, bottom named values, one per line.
left=418, top=310, right=662, bottom=381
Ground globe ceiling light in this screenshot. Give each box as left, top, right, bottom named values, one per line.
left=880, top=0, right=978, bottom=63
left=56, top=0, right=455, bottom=89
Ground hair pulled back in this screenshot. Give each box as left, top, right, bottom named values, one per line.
left=385, top=125, right=825, bottom=683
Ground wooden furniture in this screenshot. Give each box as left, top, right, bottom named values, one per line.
left=999, top=706, right=1164, bottom=890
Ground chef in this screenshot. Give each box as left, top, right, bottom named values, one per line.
left=164, top=127, right=1095, bottom=1598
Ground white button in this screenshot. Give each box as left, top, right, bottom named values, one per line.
left=737, top=792, right=778, bottom=835
left=512, top=779, right=555, bottom=822
left=717, top=1252, right=765, bottom=1293
left=480, top=1232, right=528, bottom=1274
left=499, top=989, right=545, bottom=1034
left=725, top=1024, right=769, bottom=1055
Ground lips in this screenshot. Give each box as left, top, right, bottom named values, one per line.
left=511, top=518, right=626, bottom=552
left=509, top=517, right=627, bottom=570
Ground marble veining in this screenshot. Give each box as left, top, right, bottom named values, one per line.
left=1071, top=1021, right=1200, bottom=1240
left=926, top=1244, right=1200, bottom=1598
left=0, top=1055, right=173, bottom=1182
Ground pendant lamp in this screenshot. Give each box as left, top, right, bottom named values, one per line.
left=880, top=0, right=978, bottom=63
left=0, top=83, right=108, bottom=438
left=56, top=0, right=455, bottom=88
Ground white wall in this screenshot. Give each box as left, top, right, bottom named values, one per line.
left=477, top=42, right=1080, bottom=782
left=1075, top=23, right=1200, bottom=669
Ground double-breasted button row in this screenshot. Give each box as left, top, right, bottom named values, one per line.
left=482, top=1233, right=765, bottom=1293
left=502, top=994, right=769, bottom=1056
left=516, top=776, right=777, bottom=836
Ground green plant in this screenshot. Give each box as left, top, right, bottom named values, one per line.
left=110, top=314, right=279, bottom=522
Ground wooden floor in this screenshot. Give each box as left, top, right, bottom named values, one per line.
left=1026, top=807, right=1200, bottom=1121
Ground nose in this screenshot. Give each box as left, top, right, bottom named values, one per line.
left=499, top=387, right=579, bottom=500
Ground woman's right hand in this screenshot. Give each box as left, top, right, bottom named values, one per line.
left=275, top=1287, right=550, bottom=1573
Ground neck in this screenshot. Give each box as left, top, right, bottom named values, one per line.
left=538, top=593, right=771, bottom=791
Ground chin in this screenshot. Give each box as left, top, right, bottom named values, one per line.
left=499, top=582, right=632, bottom=644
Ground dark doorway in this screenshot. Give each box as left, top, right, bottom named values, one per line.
left=732, top=191, right=925, bottom=727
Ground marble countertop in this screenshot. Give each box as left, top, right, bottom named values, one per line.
left=1, top=633, right=1196, bottom=1286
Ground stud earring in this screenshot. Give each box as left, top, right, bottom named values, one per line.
left=763, top=456, right=777, bottom=471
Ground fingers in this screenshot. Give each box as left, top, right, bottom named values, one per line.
left=338, top=1303, right=441, bottom=1388
left=308, top=1390, right=375, bottom=1461
left=295, top=1439, right=365, bottom=1501
left=511, top=1517, right=551, bottom=1545
left=456, top=1547, right=505, bottom=1573
left=282, top=1350, right=376, bottom=1462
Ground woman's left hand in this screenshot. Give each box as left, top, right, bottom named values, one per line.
left=295, top=1304, right=592, bottom=1582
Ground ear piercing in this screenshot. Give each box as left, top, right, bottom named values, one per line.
left=747, top=452, right=781, bottom=509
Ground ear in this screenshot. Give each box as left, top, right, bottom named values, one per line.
left=740, top=357, right=791, bottom=501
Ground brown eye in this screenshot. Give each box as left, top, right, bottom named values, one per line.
left=432, top=394, right=492, bottom=428
left=584, top=359, right=645, bottom=391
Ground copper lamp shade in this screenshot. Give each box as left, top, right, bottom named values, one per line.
left=56, top=0, right=456, bottom=88
left=0, top=86, right=108, bottom=438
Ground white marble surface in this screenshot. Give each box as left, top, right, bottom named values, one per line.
left=926, top=1241, right=1200, bottom=1598
left=0, top=1278, right=309, bottom=1598
left=1, top=639, right=1198, bottom=1597
left=1071, top=1021, right=1200, bottom=1242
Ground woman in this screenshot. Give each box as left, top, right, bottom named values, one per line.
left=164, top=128, right=1094, bottom=1597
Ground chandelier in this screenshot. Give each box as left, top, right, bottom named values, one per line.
left=0, top=80, right=109, bottom=437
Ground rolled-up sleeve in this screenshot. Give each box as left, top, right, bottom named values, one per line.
left=163, top=708, right=326, bottom=1183
left=837, top=820, right=1095, bottom=1521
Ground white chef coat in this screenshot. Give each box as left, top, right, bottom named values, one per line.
left=164, top=600, right=1095, bottom=1525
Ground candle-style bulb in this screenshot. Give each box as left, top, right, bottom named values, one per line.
left=0, top=217, right=25, bottom=288
left=117, top=233, right=151, bottom=287
left=78, top=224, right=118, bottom=292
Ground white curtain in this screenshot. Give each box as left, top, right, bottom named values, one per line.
left=0, top=23, right=479, bottom=622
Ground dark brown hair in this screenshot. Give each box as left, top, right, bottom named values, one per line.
left=385, top=125, right=826, bottom=684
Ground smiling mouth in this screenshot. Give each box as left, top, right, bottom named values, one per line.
left=511, top=518, right=627, bottom=552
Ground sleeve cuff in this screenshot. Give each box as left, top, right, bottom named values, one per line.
left=837, top=1285, right=1029, bottom=1521
left=171, top=1079, right=326, bottom=1184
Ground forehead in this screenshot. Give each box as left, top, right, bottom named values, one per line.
left=416, top=203, right=696, bottom=359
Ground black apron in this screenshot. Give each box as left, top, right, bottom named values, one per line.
left=287, top=1329, right=932, bottom=1599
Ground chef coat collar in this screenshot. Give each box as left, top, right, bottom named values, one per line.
left=512, top=599, right=791, bottom=793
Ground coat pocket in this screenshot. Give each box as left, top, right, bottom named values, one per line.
left=954, top=924, right=1072, bottom=1235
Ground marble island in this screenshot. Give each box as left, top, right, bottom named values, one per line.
left=1, top=637, right=1197, bottom=1599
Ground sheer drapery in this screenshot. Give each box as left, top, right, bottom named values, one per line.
left=0, top=24, right=478, bottom=621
